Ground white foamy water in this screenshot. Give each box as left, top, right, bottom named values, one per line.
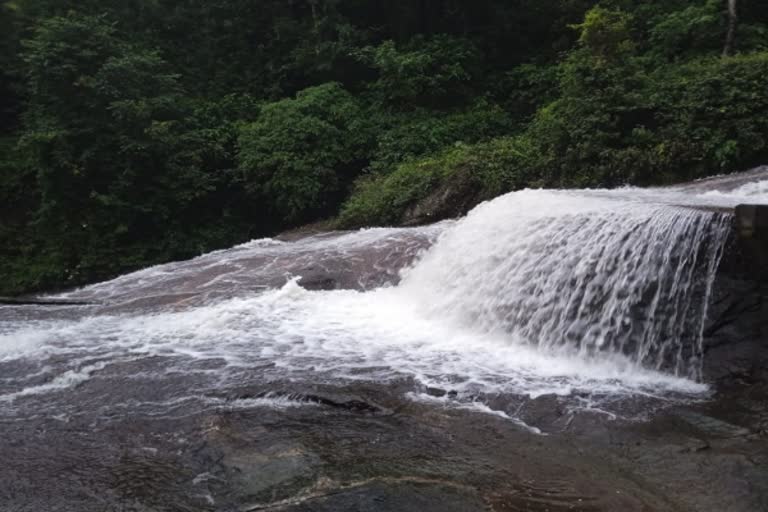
left=0, top=361, right=110, bottom=402
left=400, top=190, right=730, bottom=380
left=697, top=179, right=768, bottom=202
left=586, top=179, right=768, bottom=208
left=0, top=170, right=765, bottom=421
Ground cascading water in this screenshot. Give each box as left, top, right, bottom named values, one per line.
left=399, top=192, right=731, bottom=380
left=0, top=174, right=765, bottom=425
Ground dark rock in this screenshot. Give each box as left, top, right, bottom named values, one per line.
left=519, top=394, right=568, bottom=431
left=224, top=389, right=385, bottom=415
left=297, top=274, right=338, bottom=291
left=671, top=410, right=752, bottom=438
left=302, top=394, right=383, bottom=414
left=0, top=297, right=95, bottom=306
left=703, top=206, right=768, bottom=382
left=275, top=219, right=339, bottom=242
left=425, top=387, right=447, bottom=398
left=401, top=167, right=483, bottom=226
left=734, top=204, right=768, bottom=282
left=260, top=480, right=487, bottom=512
left=224, top=443, right=319, bottom=501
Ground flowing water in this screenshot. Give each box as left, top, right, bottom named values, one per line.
left=1, top=172, right=766, bottom=427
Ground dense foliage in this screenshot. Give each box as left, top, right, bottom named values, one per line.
left=1, top=0, right=767, bottom=294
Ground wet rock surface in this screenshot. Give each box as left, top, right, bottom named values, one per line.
left=703, top=204, right=767, bottom=388
left=1, top=364, right=767, bottom=512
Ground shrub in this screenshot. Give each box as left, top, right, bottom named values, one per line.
left=358, top=35, right=480, bottom=109
left=237, top=82, right=369, bottom=224
left=338, top=135, right=536, bottom=227
left=367, top=101, right=512, bottom=174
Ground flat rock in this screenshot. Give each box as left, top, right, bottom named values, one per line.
left=671, top=410, right=752, bottom=438
left=257, top=480, right=487, bottom=512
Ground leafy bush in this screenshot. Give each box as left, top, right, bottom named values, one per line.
left=367, top=101, right=513, bottom=174
left=338, top=135, right=536, bottom=227
left=492, top=63, right=560, bottom=124
left=338, top=146, right=469, bottom=227
left=237, top=82, right=369, bottom=224
left=358, top=35, right=480, bottom=109
left=651, top=53, right=768, bottom=177
left=646, top=0, right=722, bottom=59
left=571, top=6, right=635, bottom=62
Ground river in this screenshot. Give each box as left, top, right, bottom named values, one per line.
left=1, top=169, right=767, bottom=511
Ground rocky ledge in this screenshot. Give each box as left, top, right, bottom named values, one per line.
left=704, top=203, right=767, bottom=381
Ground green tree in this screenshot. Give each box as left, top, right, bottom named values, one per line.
left=237, top=82, right=369, bottom=224
left=19, top=13, right=221, bottom=283
left=359, top=35, right=480, bottom=109
left=572, top=6, right=635, bottom=63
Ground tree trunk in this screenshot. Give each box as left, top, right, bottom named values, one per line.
left=723, top=0, right=738, bottom=57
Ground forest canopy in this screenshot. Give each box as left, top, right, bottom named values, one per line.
left=1, top=0, right=767, bottom=295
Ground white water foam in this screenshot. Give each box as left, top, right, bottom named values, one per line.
left=0, top=361, right=109, bottom=402
left=695, top=179, right=768, bottom=203
left=0, top=327, right=55, bottom=360
left=400, top=190, right=730, bottom=379
left=0, top=268, right=710, bottom=405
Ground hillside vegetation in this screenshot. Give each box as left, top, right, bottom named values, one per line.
left=1, top=1, right=767, bottom=294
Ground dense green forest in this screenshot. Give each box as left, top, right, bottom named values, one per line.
left=1, top=0, right=767, bottom=295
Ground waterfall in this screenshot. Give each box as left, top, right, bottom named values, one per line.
left=399, top=190, right=731, bottom=379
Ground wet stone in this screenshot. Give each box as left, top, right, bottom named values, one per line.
left=223, top=443, right=320, bottom=500
left=671, top=409, right=752, bottom=438
left=252, top=480, right=487, bottom=512
left=424, top=386, right=447, bottom=398
left=297, top=273, right=338, bottom=291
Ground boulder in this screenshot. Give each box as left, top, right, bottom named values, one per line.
left=401, top=167, right=483, bottom=226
